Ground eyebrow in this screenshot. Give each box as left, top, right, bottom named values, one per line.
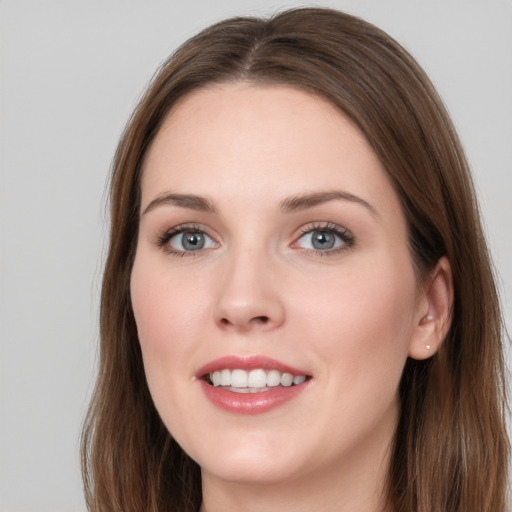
left=280, top=190, right=378, bottom=216
left=142, top=193, right=217, bottom=216
left=141, top=189, right=377, bottom=217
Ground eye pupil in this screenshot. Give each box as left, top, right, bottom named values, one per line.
left=183, top=232, right=204, bottom=250
left=312, top=231, right=335, bottom=250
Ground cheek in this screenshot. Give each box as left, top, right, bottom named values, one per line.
left=294, top=257, right=417, bottom=387
left=130, top=255, right=200, bottom=399
left=131, top=272, right=170, bottom=353
left=131, top=254, right=204, bottom=353
left=296, top=263, right=417, bottom=447
left=130, top=255, right=205, bottom=436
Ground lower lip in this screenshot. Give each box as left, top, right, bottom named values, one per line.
left=199, top=380, right=310, bottom=415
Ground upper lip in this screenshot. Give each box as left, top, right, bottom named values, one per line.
left=196, top=355, right=310, bottom=378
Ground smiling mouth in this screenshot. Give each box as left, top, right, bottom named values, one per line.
left=204, top=368, right=310, bottom=393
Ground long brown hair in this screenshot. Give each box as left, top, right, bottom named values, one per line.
left=81, top=7, right=509, bottom=511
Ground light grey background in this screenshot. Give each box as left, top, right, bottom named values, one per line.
left=1, top=1, right=510, bottom=510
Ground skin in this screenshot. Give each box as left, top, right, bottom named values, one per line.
left=130, top=83, right=452, bottom=512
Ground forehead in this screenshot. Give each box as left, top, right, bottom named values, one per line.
left=141, top=82, right=403, bottom=221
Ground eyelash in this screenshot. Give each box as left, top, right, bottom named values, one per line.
left=156, top=224, right=215, bottom=257
left=296, top=222, right=355, bottom=256
left=155, top=222, right=355, bottom=257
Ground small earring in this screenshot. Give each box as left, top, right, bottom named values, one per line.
left=426, top=345, right=432, bottom=350
left=421, top=314, right=434, bottom=324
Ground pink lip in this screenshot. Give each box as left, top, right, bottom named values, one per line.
left=196, top=355, right=311, bottom=415
left=196, top=355, right=307, bottom=377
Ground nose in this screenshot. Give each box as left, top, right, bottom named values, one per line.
left=213, top=249, right=285, bottom=333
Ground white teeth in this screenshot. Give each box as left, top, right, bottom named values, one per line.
left=231, top=369, right=248, bottom=387
left=208, top=368, right=307, bottom=389
left=220, top=369, right=231, bottom=386
left=293, top=375, right=306, bottom=385
left=248, top=369, right=267, bottom=388
left=229, top=387, right=251, bottom=393
left=281, top=372, right=293, bottom=387
left=267, top=369, right=281, bottom=387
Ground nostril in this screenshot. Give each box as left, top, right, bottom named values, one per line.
left=252, top=315, right=269, bottom=324
left=219, top=315, right=270, bottom=327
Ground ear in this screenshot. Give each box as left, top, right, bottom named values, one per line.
left=408, top=256, right=454, bottom=360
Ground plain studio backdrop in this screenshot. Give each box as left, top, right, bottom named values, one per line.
left=0, top=1, right=510, bottom=510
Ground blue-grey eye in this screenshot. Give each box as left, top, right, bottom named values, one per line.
left=311, top=231, right=336, bottom=249
left=169, top=231, right=215, bottom=251
left=296, top=229, right=346, bottom=251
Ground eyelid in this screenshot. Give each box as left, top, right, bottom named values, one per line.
left=291, top=221, right=355, bottom=254
left=154, top=220, right=354, bottom=257
left=156, top=223, right=219, bottom=256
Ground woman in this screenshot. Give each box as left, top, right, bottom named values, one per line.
left=81, top=7, right=509, bottom=512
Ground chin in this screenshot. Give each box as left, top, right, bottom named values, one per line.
left=185, top=429, right=309, bottom=485
left=199, top=453, right=302, bottom=485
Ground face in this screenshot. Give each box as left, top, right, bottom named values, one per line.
left=131, top=83, right=425, bottom=487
